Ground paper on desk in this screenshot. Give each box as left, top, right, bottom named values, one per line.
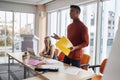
left=78, top=69, right=95, bottom=80
left=65, top=67, right=80, bottom=75
left=27, top=60, right=46, bottom=66
left=55, top=36, right=73, bottom=56
left=46, top=59, right=59, bottom=64
left=41, top=65, right=59, bottom=69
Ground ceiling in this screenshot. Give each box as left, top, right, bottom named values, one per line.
left=0, top=0, right=55, bottom=5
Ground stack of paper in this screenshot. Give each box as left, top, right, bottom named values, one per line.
left=55, top=36, right=73, bottom=56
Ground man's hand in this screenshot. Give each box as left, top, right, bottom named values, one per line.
left=51, top=33, right=60, bottom=40
left=69, top=46, right=79, bottom=52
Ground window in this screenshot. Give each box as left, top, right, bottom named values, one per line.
left=21, top=13, right=34, bottom=35
left=47, top=10, right=71, bottom=44
left=60, top=9, right=71, bottom=36
left=91, top=14, right=95, bottom=26
left=27, top=14, right=34, bottom=34
left=14, top=12, right=21, bottom=52
left=90, top=39, right=94, bottom=46
left=60, top=10, right=66, bottom=36
left=108, top=20, right=111, bottom=24
left=113, top=21, right=114, bottom=25
left=6, top=12, right=13, bottom=53
left=47, top=3, right=97, bottom=64
left=107, top=39, right=113, bottom=46
left=47, top=0, right=120, bottom=66
left=47, top=12, right=57, bottom=44
left=90, top=32, right=94, bottom=36
left=80, top=3, right=97, bottom=64
left=97, top=0, right=118, bottom=63
left=0, top=11, right=5, bottom=57
left=0, top=11, right=13, bottom=57
left=108, top=33, right=111, bottom=37
left=108, top=26, right=111, bottom=29
left=21, top=13, right=27, bottom=34
left=0, top=11, right=35, bottom=63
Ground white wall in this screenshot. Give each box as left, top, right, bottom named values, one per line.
left=0, top=1, right=36, bottom=13
left=46, top=0, right=96, bottom=12
left=102, top=17, right=120, bottom=80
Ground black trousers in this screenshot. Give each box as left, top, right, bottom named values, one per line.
left=63, top=56, right=80, bottom=68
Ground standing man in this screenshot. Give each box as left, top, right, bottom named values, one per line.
left=51, top=5, right=89, bottom=67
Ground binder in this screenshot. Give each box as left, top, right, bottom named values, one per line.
left=55, top=36, right=73, bottom=56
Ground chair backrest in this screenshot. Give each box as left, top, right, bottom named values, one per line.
left=92, top=75, right=102, bottom=80
left=100, top=58, right=107, bottom=74
left=58, top=52, right=65, bottom=61
left=81, top=53, right=90, bottom=64
left=81, top=53, right=90, bottom=70
left=55, top=49, right=65, bottom=61
left=91, top=58, right=108, bottom=80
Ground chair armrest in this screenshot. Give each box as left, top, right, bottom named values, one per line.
left=89, top=65, right=100, bottom=68
left=89, top=65, right=100, bottom=71
left=80, top=64, right=90, bottom=69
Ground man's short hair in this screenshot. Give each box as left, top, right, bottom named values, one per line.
left=70, top=5, right=81, bottom=14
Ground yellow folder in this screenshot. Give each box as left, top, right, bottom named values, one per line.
left=55, top=36, right=73, bottom=56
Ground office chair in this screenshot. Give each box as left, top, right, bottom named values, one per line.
left=58, top=52, right=65, bottom=61
left=80, top=53, right=90, bottom=70
left=55, top=49, right=65, bottom=61
left=91, top=58, right=108, bottom=80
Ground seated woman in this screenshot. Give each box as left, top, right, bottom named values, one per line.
left=39, top=36, right=57, bottom=60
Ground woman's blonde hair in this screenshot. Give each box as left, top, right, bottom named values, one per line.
left=44, top=36, right=52, bottom=53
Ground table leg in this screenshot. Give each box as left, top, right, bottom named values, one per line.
left=27, top=69, right=30, bottom=77
left=8, top=55, right=10, bottom=80
left=24, top=66, right=27, bottom=79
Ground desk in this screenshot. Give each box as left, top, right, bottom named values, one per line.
left=7, top=52, right=95, bottom=80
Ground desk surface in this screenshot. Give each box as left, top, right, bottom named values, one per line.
left=7, top=52, right=95, bottom=80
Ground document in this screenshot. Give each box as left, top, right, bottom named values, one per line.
left=46, top=59, right=59, bottom=64
left=55, top=36, right=73, bottom=56
left=64, top=67, right=80, bottom=75
left=40, top=64, right=59, bottom=69
left=78, top=69, right=95, bottom=80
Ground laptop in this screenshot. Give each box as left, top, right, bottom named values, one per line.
left=27, top=48, right=36, bottom=56
left=27, top=48, right=43, bottom=60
